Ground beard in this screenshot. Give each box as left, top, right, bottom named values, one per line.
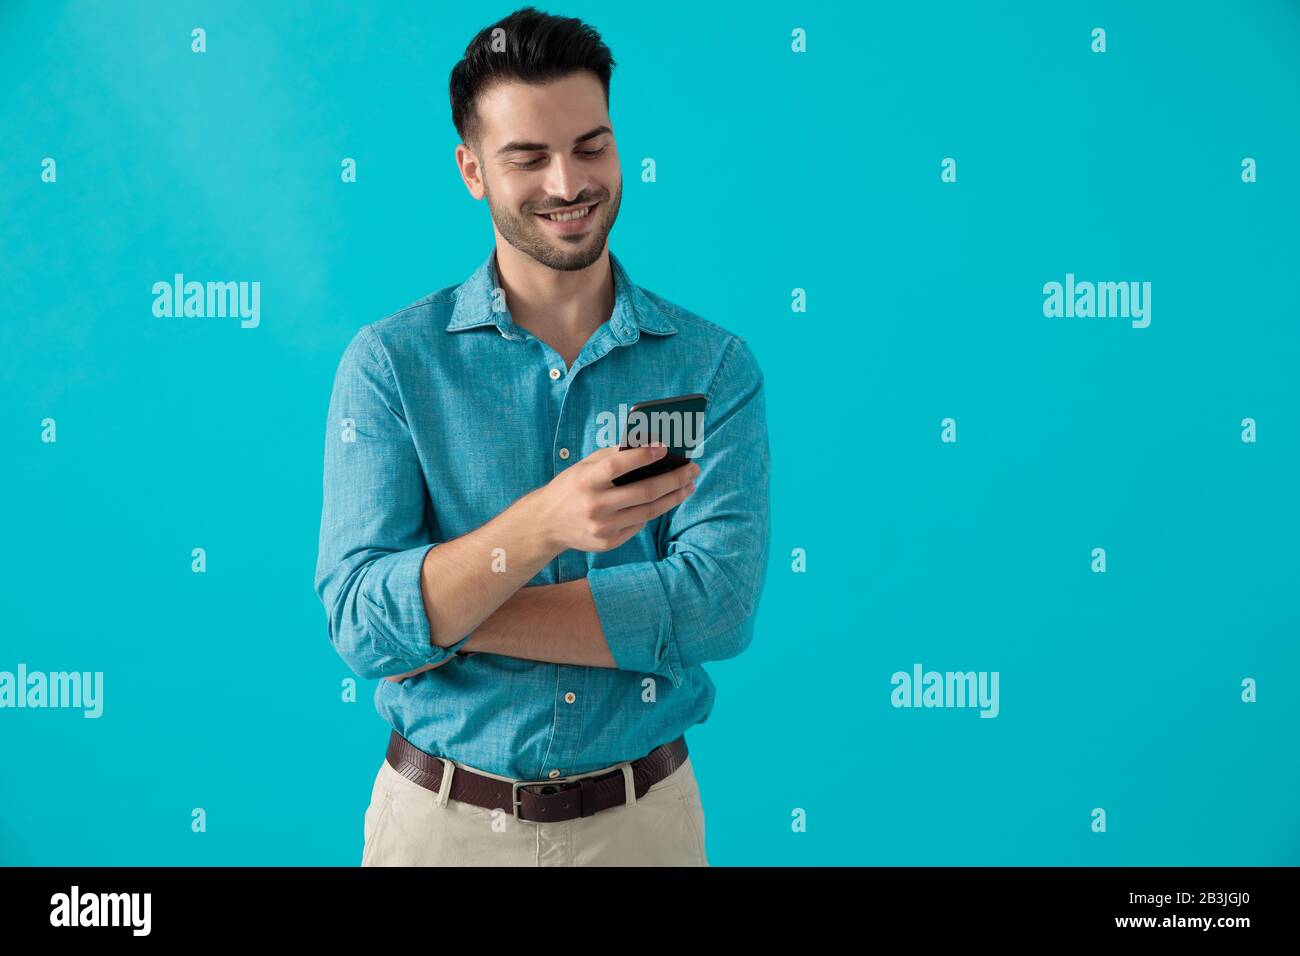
left=484, top=178, right=622, bottom=272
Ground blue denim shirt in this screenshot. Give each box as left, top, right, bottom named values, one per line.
left=314, top=248, right=770, bottom=780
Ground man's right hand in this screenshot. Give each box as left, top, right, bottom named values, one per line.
left=524, top=444, right=699, bottom=555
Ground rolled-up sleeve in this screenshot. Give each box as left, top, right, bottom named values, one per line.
left=586, top=336, right=771, bottom=689
left=314, top=325, right=471, bottom=680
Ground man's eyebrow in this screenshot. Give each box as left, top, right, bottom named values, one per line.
left=495, top=125, right=612, bottom=157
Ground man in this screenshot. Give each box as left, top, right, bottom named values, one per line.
left=314, top=6, right=770, bottom=866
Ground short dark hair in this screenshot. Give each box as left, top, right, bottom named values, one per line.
left=449, top=6, right=616, bottom=152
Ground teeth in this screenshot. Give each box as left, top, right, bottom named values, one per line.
left=544, top=204, right=592, bottom=222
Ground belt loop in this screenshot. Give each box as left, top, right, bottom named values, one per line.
left=621, top=761, right=636, bottom=808
left=437, top=758, right=455, bottom=808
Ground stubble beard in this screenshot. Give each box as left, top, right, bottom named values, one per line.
left=485, top=177, right=622, bottom=273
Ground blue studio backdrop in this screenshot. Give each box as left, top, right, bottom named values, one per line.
left=1, top=0, right=1297, bottom=865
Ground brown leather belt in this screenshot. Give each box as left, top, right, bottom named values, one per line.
left=385, top=729, right=688, bottom=823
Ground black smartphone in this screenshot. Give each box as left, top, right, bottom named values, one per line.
left=610, top=392, right=708, bottom=486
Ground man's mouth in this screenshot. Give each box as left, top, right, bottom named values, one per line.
left=535, top=201, right=598, bottom=226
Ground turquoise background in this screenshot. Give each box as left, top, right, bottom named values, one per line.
left=1, top=0, right=1297, bottom=865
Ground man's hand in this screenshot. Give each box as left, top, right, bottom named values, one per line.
left=525, top=444, right=699, bottom=554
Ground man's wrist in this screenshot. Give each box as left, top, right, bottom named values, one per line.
left=511, top=487, right=562, bottom=564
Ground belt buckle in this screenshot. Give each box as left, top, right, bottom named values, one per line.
left=511, top=775, right=564, bottom=824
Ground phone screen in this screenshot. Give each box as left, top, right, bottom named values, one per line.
left=610, top=393, right=708, bottom=487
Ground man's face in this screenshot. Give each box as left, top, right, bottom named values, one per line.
left=467, top=72, right=622, bottom=272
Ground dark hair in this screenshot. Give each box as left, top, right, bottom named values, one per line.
left=449, top=6, right=616, bottom=151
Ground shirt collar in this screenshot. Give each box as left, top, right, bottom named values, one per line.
left=445, top=248, right=678, bottom=342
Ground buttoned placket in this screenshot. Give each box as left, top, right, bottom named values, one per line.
left=495, top=315, right=640, bottom=780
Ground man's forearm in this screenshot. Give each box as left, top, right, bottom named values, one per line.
left=419, top=489, right=561, bottom=649
left=458, top=578, right=616, bottom=667
left=403, top=442, right=690, bottom=674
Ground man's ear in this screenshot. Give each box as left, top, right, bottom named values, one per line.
left=455, top=143, right=487, bottom=200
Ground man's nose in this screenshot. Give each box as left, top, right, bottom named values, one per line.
left=543, top=152, right=589, bottom=205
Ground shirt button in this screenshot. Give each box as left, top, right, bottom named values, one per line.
left=548, top=769, right=561, bottom=779
left=564, top=691, right=576, bottom=704
left=558, top=447, right=570, bottom=460
left=549, top=367, right=561, bottom=380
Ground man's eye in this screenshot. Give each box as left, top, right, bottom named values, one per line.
left=513, top=145, right=605, bottom=168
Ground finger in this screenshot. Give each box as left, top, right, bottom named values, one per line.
left=604, top=460, right=698, bottom=509
left=600, top=521, right=647, bottom=551
left=580, top=442, right=660, bottom=464
left=608, top=477, right=697, bottom=532
left=594, top=443, right=669, bottom=483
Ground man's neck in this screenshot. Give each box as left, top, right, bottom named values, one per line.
left=494, top=241, right=616, bottom=363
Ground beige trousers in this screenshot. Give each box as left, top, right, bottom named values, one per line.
left=360, top=751, right=709, bottom=866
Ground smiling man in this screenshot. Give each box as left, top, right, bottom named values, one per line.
left=314, top=5, right=771, bottom=867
